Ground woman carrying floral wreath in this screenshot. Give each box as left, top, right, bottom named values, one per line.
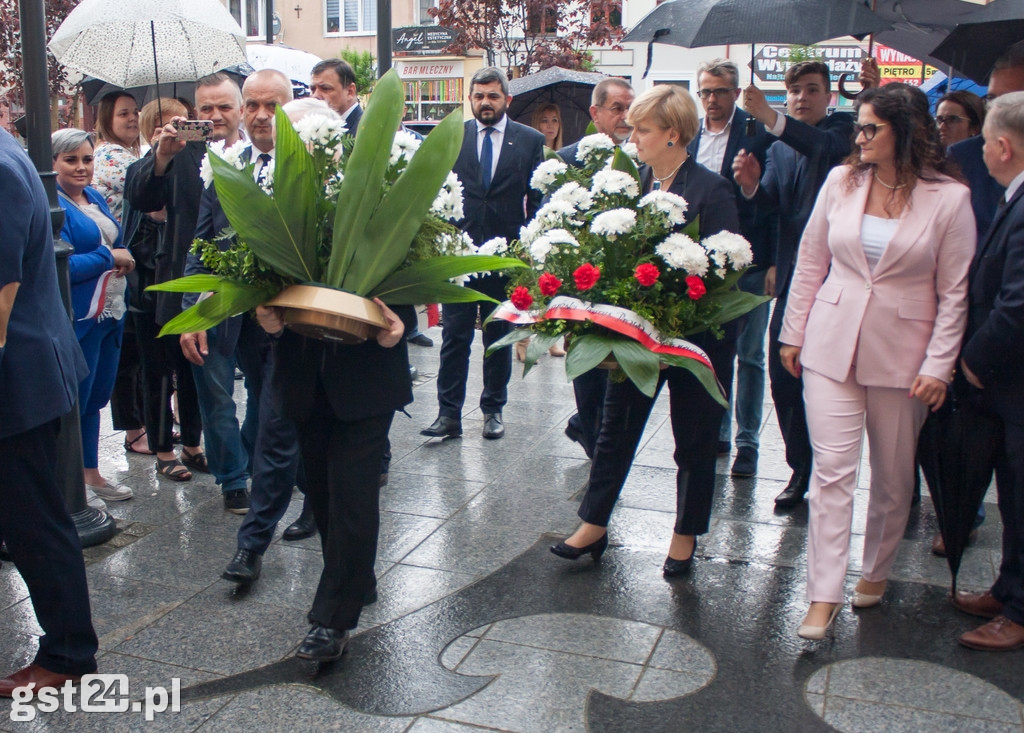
left=550, top=85, right=743, bottom=576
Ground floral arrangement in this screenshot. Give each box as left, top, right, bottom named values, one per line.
left=488, top=133, right=767, bottom=403
left=151, top=69, right=522, bottom=338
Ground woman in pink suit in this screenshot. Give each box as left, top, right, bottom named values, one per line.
left=779, top=84, right=977, bottom=639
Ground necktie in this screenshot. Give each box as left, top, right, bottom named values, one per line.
left=480, top=127, right=494, bottom=190
left=255, top=153, right=272, bottom=186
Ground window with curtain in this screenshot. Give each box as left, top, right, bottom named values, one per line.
left=325, top=0, right=377, bottom=33
left=230, top=0, right=264, bottom=38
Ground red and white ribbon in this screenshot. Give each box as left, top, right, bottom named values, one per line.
left=493, top=295, right=713, bottom=370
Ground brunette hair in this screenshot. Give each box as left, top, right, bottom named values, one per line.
left=845, top=83, right=958, bottom=195
left=937, top=90, right=986, bottom=135
left=94, top=92, right=140, bottom=153
left=785, top=61, right=831, bottom=93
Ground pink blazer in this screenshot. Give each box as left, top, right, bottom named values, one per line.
left=780, top=165, right=976, bottom=389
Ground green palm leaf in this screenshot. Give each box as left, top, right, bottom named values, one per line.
left=156, top=280, right=272, bottom=337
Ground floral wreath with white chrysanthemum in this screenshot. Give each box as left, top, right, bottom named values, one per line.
left=190, top=114, right=468, bottom=294
left=488, top=133, right=765, bottom=401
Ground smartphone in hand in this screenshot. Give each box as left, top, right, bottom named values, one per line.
left=174, top=119, right=213, bottom=142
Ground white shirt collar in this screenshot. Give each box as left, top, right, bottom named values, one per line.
left=476, top=115, right=508, bottom=135
left=1005, top=169, right=1024, bottom=203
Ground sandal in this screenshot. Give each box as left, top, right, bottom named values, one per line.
left=124, top=430, right=154, bottom=455
left=156, top=457, right=192, bottom=482
left=181, top=449, right=209, bottom=473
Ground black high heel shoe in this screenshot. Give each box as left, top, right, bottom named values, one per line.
left=662, top=540, right=697, bottom=577
left=550, top=533, right=608, bottom=561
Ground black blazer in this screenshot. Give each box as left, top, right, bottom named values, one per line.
left=950, top=134, right=1006, bottom=242
left=753, top=112, right=855, bottom=296
left=454, top=118, right=546, bottom=245
left=640, top=156, right=742, bottom=354
left=272, top=329, right=413, bottom=424
left=125, top=141, right=208, bottom=325
left=962, top=182, right=1024, bottom=419
left=345, top=104, right=363, bottom=135
left=688, top=108, right=776, bottom=273
left=557, top=140, right=583, bottom=169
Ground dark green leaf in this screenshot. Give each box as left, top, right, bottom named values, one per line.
left=147, top=274, right=232, bottom=292
left=611, top=146, right=641, bottom=185
left=564, top=333, right=615, bottom=381
left=610, top=338, right=661, bottom=397
left=660, top=353, right=729, bottom=408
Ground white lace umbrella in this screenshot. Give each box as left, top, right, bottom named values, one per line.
left=49, top=0, right=247, bottom=88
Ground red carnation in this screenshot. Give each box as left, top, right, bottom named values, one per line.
left=510, top=286, right=533, bottom=310
left=538, top=272, right=562, bottom=296
left=573, top=263, right=601, bottom=291
left=686, top=275, right=707, bottom=300
left=634, top=263, right=660, bottom=287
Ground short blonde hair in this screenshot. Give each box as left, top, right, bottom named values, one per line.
left=626, top=85, right=699, bottom=148
left=139, top=98, right=190, bottom=143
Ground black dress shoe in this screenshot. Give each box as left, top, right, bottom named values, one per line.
left=407, top=332, right=434, bottom=347
left=663, top=541, right=697, bottom=578
left=421, top=416, right=462, bottom=438
left=731, top=446, right=758, bottom=477
left=222, top=548, right=262, bottom=584
left=482, top=412, right=504, bottom=439
left=717, top=440, right=731, bottom=456
left=364, top=588, right=379, bottom=605
left=774, top=472, right=810, bottom=508
left=296, top=624, right=349, bottom=661
left=564, top=419, right=593, bottom=459
left=282, top=510, right=316, bottom=541
left=550, top=533, right=608, bottom=561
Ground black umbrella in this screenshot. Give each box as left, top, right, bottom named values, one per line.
left=622, top=0, right=890, bottom=78
left=916, top=376, right=1002, bottom=593
left=931, top=0, right=1024, bottom=84
left=508, top=67, right=609, bottom=147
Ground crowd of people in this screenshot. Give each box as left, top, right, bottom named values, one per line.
left=3, top=47, right=1024, bottom=695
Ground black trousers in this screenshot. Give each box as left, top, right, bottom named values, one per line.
left=0, top=419, right=98, bottom=675
left=990, top=415, right=1024, bottom=626
left=578, top=339, right=734, bottom=536
left=109, top=322, right=144, bottom=431
left=437, top=273, right=512, bottom=417
left=768, top=295, right=812, bottom=477
left=132, top=311, right=202, bottom=452
left=570, top=367, right=608, bottom=457
left=297, top=377, right=393, bottom=631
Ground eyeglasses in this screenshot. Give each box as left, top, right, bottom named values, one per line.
left=596, top=104, right=629, bottom=115
left=935, top=115, right=969, bottom=126
left=696, top=87, right=737, bottom=100
left=853, top=122, right=889, bottom=141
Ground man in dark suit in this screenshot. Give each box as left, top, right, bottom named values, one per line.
left=0, top=128, right=98, bottom=695
left=955, top=91, right=1024, bottom=651
left=688, top=58, right=776, bottom=479
left=733, top=60, right=857, bottom=508
left=254, top=297, right=410, bottom=660
left=422, top=67, right=545, bottom=441
left=126, top=73, right=250, bottom=510
left=556, top=77, right=634, bottom=459
left=310, top=58, right=363, bottom=134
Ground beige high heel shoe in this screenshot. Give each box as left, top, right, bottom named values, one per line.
left=515, top=339, right=528, bottom=362
left=548, top=338, right=566, bottom=357
left=797, top=602, right=841, bottom=640
left=852, top=579, right=886, bottom=608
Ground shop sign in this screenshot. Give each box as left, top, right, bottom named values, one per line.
left=394, top=59, right=465, bottom=79
left=393, top=26, right=458, bottom=54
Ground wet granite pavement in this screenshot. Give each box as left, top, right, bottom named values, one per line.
left=1, top=323, right=1022, bottom=732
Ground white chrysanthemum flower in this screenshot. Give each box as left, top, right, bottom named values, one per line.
left=293, top=114, right=347, bottom=147
left=591, top=169, right=640, bottom=198
left=702, top=231, right=754, bottom=270
left=656, top=233, right=709, bottom=276
left=431, top=172, right=465, bottom=221
left=519, top=218, right=544, bottom=246
left=533, top=199, right=580, bottom=230
left=530, top=237, right=554, bottom=264
left=530, top=158, right=569, bottom=193
left=620, top=141, right=638, bottom=159
left=639, top=190, right=689, bottom=225
left=389, top=130, right=422, bottom=166
left=477, top=237, right=508, bottom=256
left=544, top=228, right=579, bottom=248
left=576, top=133, right=615, bottom=162
left=198, top=140, right=248, bottom=188
left=590, top=208, right=637, bottom=240
left=550, top=181, right=594, bottom=211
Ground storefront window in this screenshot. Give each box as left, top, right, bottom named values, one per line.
left=403, top=78, right=463, bottom=121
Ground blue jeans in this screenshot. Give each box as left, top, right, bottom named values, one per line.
left=720, top=269, right=770, bottom=450
left=191, top=328, right=250, bottom=493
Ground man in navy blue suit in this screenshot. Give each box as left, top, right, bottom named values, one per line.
left=310, top=58, right=363, bottom=134
left=688, top=58, right=776, bottom=479
left=955, top=91, right=1024, bottom=651
left=733, top=60, right=858, bottom=509
left=0, top=128, right=98, bottom=695
left=422, top=67, right=545, bottom=441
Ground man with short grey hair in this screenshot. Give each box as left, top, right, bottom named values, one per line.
left=954, top=90, right=1024, bottom=651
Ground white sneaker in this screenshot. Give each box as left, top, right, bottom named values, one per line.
left=84, top=486, right=107, bottom=510
left=86, top=480, right=133, bottom=502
